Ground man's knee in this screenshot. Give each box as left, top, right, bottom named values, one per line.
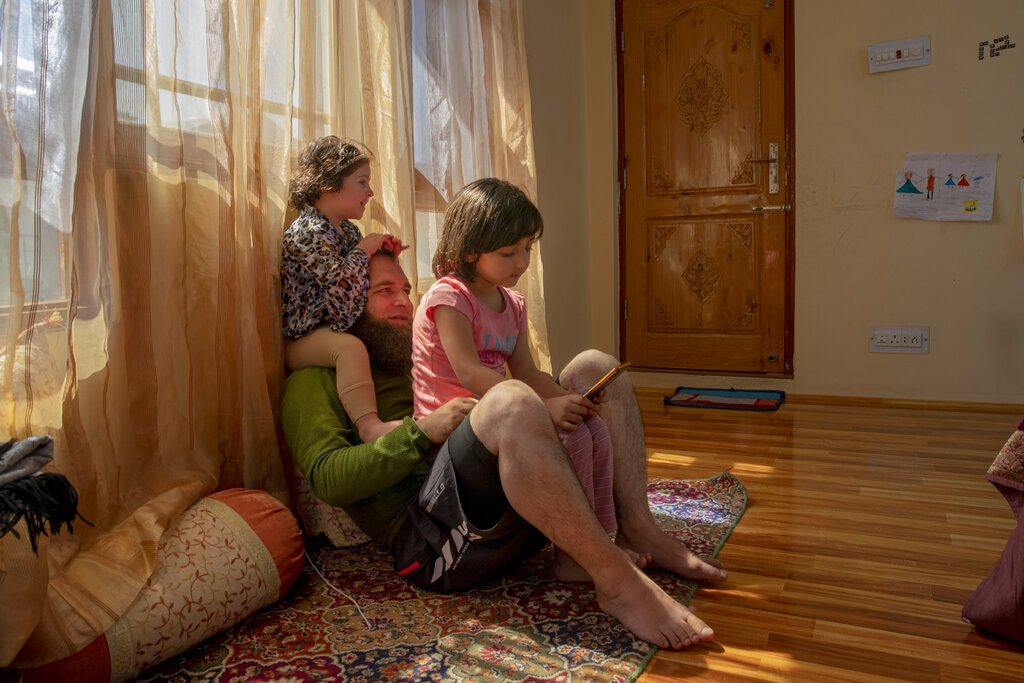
left=560, top=349, right=621, bottom=386
left=576, top=349, right=619, bottom=371
left=476, top=380, right=546, bottom=422
left=470, top=380, right=550, bottom=453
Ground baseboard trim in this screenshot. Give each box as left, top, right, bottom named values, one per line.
left=634, top=387, right=1024, bottom=415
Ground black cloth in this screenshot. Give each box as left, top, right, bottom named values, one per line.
left=0, top=436, right=91, bottom=553
left=391, top=417, right=545, bottom=593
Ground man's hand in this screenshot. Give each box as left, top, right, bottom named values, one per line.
left=416, top=397, right=477, bottom=444
left=544, top=394, right=592, bottom=432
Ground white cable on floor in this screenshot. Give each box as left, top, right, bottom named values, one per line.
left=304, top=549, right=373, bottom=631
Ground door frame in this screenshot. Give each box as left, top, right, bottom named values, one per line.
left=615, top=0, right=796, bottom=377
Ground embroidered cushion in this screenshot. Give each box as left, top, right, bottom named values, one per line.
left=289, top=462, right=371, bottom=548
left=280, top=438, right=370, bottom=548
left=17, top=488, right=303, bottom=682
left=962, top=420, right=1024, bottom=644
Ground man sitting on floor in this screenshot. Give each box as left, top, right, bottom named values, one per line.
left=280, top=251, right=727, bottom=649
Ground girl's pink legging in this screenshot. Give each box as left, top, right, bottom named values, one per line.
left=558, top=415, right=617, bottom=535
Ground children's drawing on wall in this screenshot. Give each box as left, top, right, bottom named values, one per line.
left=893, top=152, right=997, bottom=221
left=896, top=170, right=922, bottom=195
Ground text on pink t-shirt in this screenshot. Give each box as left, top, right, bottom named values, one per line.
left=411, top=276, right=526, bottom=418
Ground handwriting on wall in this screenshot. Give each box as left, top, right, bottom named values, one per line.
left=978, top=34, right=1015, bottom=60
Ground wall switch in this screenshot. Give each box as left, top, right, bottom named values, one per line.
left=868, top=36, right=931, bottom=73
left=870, top=326, right=929, bottom=353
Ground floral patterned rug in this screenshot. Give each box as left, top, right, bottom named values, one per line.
left=133, top=473, right=747, bottom=683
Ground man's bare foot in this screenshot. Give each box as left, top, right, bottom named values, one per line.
left=595, top=559, right=714, bottom=649
left=554, top=547, right=650, bottom=582
left=617, top=522, right=727, bottom=582
left=355, top=415, right=402, bottom=443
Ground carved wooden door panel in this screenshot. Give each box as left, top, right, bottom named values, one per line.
left=620, top=0, right=792, bottom=375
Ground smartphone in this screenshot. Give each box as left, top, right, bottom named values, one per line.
left=583, top=362, right=631, bottom=401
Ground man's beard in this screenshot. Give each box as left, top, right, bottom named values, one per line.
left=350, top=313, right=413, bottom=375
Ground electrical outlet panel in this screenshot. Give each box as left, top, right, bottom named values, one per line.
left=870, top=326, right=929, bottom=354
left=868, top=36, right=931, bottom=73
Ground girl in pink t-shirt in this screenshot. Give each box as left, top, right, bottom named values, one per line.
left=411, top=178, right=619, bottom=579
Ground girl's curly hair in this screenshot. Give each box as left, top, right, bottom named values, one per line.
left=432, top=178, right=543, bottom=281
left=288, top=136, right=373, bottom=210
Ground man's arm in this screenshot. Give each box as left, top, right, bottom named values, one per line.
left=280, top=367, right=434, bottom=507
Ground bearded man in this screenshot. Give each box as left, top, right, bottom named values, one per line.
left=281, top=251, right=726, bottom=649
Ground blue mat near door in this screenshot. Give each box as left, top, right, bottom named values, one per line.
left=664, top=386, right=785, bottom=411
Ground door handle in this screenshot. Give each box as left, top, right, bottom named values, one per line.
left=747, top=142, right=780, bottom=194
left=752, top=204, right=791, bottom=212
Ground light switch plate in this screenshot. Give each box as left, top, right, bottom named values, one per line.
left=868, top=36, right=931, bottom=73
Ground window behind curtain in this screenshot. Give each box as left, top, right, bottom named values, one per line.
left=0, top=1, right=89, bottom=314
left=410, top=0, right=492, bottom=294
left=110, top=0, right=333, bottom=168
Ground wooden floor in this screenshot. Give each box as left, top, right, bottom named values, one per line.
left=633, top=389, right=1024, bottom=682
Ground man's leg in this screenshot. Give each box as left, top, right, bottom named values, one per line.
left=558, top=350, right=727, bottom=582
left=470, top=380, right=714, bottom=649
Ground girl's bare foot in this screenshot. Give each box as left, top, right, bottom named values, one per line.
left=554, top=547, right=651, bottom=583
left=616, top=536, right=652, bottom=570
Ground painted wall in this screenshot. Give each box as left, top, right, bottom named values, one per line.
left=520, top=0, right=590, bottom=373
left=524, top=0, right=1024, bottom=404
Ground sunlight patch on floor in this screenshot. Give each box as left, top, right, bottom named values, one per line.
left=647, top=451, right=699, bottom=465
left=728, top=462, right=777, bottom=475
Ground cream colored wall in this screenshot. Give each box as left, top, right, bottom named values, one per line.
left=525, top=0, right=1024, bottom=404
left=522, top=0, right=591, bottom=372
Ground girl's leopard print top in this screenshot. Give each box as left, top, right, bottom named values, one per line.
left=281, top=205, right=369, bottom=339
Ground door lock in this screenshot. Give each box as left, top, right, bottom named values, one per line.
left=747, top=142, right=780, bottom=194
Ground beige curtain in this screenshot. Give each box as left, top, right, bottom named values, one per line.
left=0, top=0, right=547, bottom=666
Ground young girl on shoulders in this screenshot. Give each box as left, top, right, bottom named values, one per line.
left=281, top=136, right=407, bottom=443
left=411, top=178, right=623, bottom=580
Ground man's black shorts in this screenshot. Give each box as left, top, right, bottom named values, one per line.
left=391, top=416, right=547, bottom=593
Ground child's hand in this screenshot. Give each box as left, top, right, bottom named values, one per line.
left=544, top=394, right=592, bottom=432
left=381, top=234, right=409, bottom=256
left=357, top=232, right=408, bottom=256
left=588, top=389, right=608, bottom=416
left=565, top=372, right=603, bottom=417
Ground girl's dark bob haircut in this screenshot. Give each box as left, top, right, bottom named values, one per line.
left=432, top=178, right=543, bottom=281
left=288, top=136, right=373, bottom=210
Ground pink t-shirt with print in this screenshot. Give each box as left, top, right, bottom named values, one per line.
left=411, top=275, right=526, bottom=418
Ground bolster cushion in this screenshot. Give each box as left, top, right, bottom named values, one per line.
left=17, top=488, right=303, bottom=682
left=962, top=422, right=1024, bottom=644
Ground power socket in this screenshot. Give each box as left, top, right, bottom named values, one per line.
left=870, top=326, right=929, bottom=353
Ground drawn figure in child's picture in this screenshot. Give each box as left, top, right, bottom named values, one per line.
left=945, top=173, right=956, bottom=187
left=926, top=168, right=935, bottom=200
left=896, top=170, right=922, bottom=194
left=958, top=173, right=971, bottom=187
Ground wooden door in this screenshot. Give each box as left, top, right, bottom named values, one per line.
left=619, top=0, right=793, bottom=375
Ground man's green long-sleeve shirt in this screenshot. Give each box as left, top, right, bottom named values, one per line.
left=280, top=366, right=435, bottom=548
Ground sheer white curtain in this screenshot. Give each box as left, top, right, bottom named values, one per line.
left=409, top=0, right=549, bottom=370
left=1, top=1, right=92, bottom=437
left=0, top=0, right=547, bottom=666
